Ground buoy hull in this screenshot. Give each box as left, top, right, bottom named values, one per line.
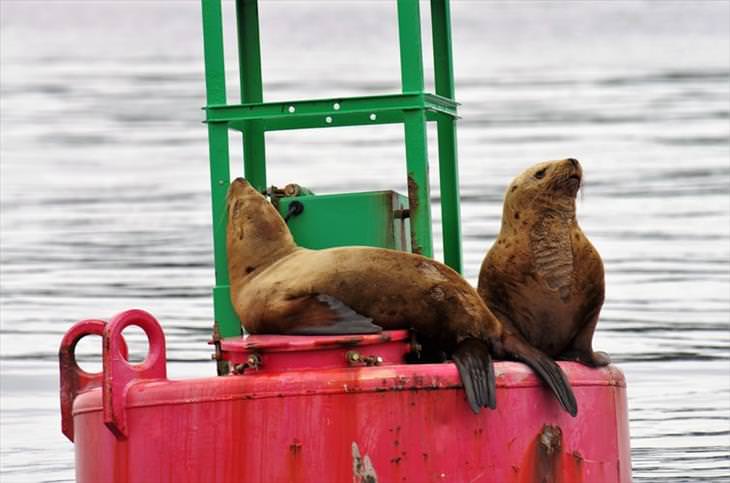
left=61, top=312, right=631, bottom=482
left=72, top=362, right=630, bottom=483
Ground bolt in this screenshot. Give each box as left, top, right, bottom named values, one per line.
left=363, top=355, right=384, bottom=366
left=346, top=351, right=361, bottom=364
left=246, top=353, right=262, bottom=369
left=325, top=116, right=333, bottom=124
left=288, top=105, right=296, bottom=113
left=333, top=102, right=341, bottom=110
left=369, top=113, right=377, bottom=121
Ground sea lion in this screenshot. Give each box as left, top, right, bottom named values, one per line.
left=226, top=178, right=577, bottom=416
left=478, top=158, right=610, bottom=367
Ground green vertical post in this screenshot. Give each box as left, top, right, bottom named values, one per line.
left=202, top=0, right=231, bottom=287
left=430, top=0, right=462, bottom=274
left=202, top=0, right=239, bottom=339
left=236, top=0, right=267, bottom=191
left=397, top=0, right=433, bottom=258
left=201, top=0, right=464, bottom=340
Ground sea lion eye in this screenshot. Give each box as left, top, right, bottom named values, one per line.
left=534, top=168, right=547, bottom=180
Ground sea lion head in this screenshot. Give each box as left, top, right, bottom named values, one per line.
left=226, top=178, right=296, bottom=281
left=501, top=158, right=582, bottom=229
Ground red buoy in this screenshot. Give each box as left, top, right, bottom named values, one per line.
left=60, top=309, right=631, bottom=482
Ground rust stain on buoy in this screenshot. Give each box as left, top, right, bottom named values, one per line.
left=517, top=424, right=584, bottom=483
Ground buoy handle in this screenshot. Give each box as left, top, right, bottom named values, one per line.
left=103, top=309, right=167, bottom=438
left=59, top=319, right=128, bottom=442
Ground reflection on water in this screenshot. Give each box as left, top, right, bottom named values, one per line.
left=1, top=2, right=729, bottom=482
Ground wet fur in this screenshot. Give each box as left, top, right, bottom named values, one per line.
left=478, top=159, right=609, bottom=367
left=227, top=178, right=578, bottom=415
left=227, top=179, right=501, bottom=412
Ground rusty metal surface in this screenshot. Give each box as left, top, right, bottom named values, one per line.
left=71, top=365, right=630, bottom=482
left=71, top=376, right=630, bottom=483
left=217, top=331, right=410, bottom=373
left=63, top=311, right=631, bottom=482
left=406, top=175, right=423, bottom=255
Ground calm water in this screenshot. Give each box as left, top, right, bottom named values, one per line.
left=1, top=2, right=729, bottom=481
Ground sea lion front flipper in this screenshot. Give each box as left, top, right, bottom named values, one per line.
left=560, top=290, right=611, bottom=367
left=559, top=349, right=611, bottom=367
left=502, top=333, right=578, bottom=417
left=281, top=294, right=384, bottom=335
left=452, top=339, right=497, bottom=414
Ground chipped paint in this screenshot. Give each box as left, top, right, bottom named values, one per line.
left=352, top=442, right=378, bottom=483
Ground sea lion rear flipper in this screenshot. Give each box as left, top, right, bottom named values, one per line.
left=281, top=294, right=383, bottom=335
left=503, top=334, right=578, bottom=417
left=452, top=339, right=497, bottom=414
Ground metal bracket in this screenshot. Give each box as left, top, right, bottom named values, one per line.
left=102, top=309, right=167, bottom=439
left=59, top=319, right=128, bottom=442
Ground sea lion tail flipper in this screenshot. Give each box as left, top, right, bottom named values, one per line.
left=503, top=335, right=578, bottom=417
left=282, top=294, right=384, bottom=335
left=452, top=339, right=497, bottom=414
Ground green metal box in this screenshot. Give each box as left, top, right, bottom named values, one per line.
left=276, top=191, right=411, bottom=252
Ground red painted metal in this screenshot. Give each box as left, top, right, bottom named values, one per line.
left=59, top=319, right=127, bottom=441
left=61, top=311, right=632, bottom=482
left=217, top=330, right=412, bottom=373
left=102, top=309, right=167, bottom=438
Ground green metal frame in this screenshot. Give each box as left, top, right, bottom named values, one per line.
left=201, top=0, right=463, bottom=338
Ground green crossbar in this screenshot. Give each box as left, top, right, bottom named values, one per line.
left=201, top=0, right=463, bottom=339
left=205, top=93, right=458, bottom=130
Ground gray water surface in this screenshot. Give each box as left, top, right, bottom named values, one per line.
left=1, top=2, right=729, bottom=482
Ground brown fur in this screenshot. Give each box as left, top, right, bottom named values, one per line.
left=226, top=178, right=580, bottom=415
left=478, top=159, right=610, bottom=366
left=226, top=178, right=501, bottom=352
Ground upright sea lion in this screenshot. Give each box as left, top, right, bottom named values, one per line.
left=478, top=158, right=610, bottom=367
left=226, top=178, right=577, bottom=415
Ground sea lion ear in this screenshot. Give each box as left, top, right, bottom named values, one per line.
left=280, top=294, right=383, bottom=335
